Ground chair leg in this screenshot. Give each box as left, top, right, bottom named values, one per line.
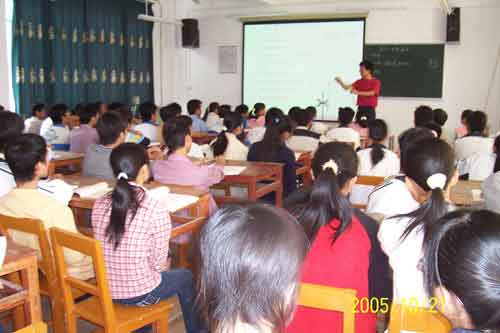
left=51, top=297, right=66, bottom=333
left=153, top=317, right=169, bottom=333
left=65, top=314, right=78, bottom=333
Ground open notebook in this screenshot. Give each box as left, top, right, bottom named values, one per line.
left=148, top=186, right=199, bottom=213
left=74, top=182, right=112, bottom=199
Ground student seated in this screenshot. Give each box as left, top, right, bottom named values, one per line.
left=199, top=204, right=308, bottom=333
left=92, top=143, right=203, bottom=333
left=288, top=106, right=301, bottom=128
left=246, top=107, right=284, bottom=144
left=461, top=134, right=499, bottom=181
left=0, top=134, right=93, bottom=280
left=325, top=107, right=361, bottom=149
left=483, top=146, right=500, bottom=213
left=219, top=104, right=232, bottom=119
left=423, top=210, right=500, bottom=333
left=82, top=111, right=127, bottom=180
left=366, top=127, right=435, bottom=217
left=210, top=112, right=248, bottom=161
left=455, top=110, right=494, bottom=162
left=287, top=108, right=322, bottom=152
left=414, top=105, right=434, bottom=127
left=307, top=106, right=328, bottom=135
left=165, top=115, right=206, bottom=159
left=248, top=113, right=297, bottom=198
left=24, top=103, right=46, bottom=135
left=41, top=103, right=71, bottom=151
left=0, top=112, right=25, bottom=197
left=70, top=103, right=99, bottom=154
left=133, top=102, right=159, bottom=142
left=203, top=102, right=224, bottom=133
left=187, top=99, right=209, bottom=133
left=247, top=102, right=266, bottom=129
left=235, top=104, right=249, bottom=129
left=109, top=103, right=150, bottom=147
left=288, top=142, right=392, bottom=333
left=349, top=109, right=369, bottom=143
left=159, top=103, right=182, bottom=145
left=433, top=108, right=452, bottom=143
left=455, top=109, right=474, bottom=139
left=378, top=138, right=458, bottom=306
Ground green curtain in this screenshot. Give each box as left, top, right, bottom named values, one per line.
left=12, top=0, right=154, bottom=117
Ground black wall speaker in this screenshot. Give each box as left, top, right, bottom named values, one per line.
left=446, top=7, right=460, bottom=42
left=182, top=19, right=200, bottom=48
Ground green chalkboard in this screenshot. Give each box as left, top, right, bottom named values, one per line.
left=364, top=44, right=445, bottom=98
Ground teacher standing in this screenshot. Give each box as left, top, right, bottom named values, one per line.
left=335, top=60, right=381, bottom=121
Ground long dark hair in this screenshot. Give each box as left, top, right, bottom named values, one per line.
left=299, top=142, right=358, bottom=243
left=211, top=112, right=243, bottom=157
left=368, top=119, right=388, bottom=167
left=494, top=135, right=500, bottom=173
left=163, top=117, right=191, bottom=156
left=203, top=102, right=219, bottom=121
left=107, top=143, right=148, bottom=249
left=396, top=138, right=456, bottom=246
left=253, top=113, right=291, bottom=161
left=251, top=102, right=266, bottom=119
left=423, top=209, right=500, bottom=330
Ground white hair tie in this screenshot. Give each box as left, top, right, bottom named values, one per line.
left=117, top=172, right=129, bottom=181
left=426, top=173, right=447, bottom=190
left=322, top=159, right=339, bottom=174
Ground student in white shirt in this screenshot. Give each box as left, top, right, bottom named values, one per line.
left=246, top=108, right=284, bottom=145
left=378, top=138, right=458, bottom=307
left=287, top=108, right=322, bottom=152
left=203, top=102, right=224, bottom=133
left=307, top=106, right=328, bottom=135
left=325, top=107, right=360, bottom=149
left=433, top=108, right=453, bottom=144
left=133, top=102, right=159, bottom=142
left=455, top=111, right=494, bottom=161
left=460, top=135, right=499, bottom=181
left=210, top=112, right=248, bottom=161
left=24, top=104, right=46, bottom=135
left=40, top=104, right=71, bottom=151
left=483, top=170, right=500, bottom=214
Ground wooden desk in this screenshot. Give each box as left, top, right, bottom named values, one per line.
left=48, top=151, right=84, bottom=176
left=450, top=180, right=483, bottom=207
left=214, top=161, right=284, bottom=207
left=0, top=241, right=42, bottom=327
left=295, top=151, right=313, bottom=187
left=192, top=133, right=217, bottom=145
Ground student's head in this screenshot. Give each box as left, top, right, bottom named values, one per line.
left=414, top=105, right=434, bottom=127
left=96, top=102, right=107, bottom=115
left=32, top=104, right=46, bottom=120
left=235, top=104, right=249, bottom=118
left=5, top=134, right=49, bottom=183
left=96, top=111, right=127, bottom=147
left=73, top=103, right=85, bottom=116
left=159, top=103, right=182, bottom=123
left=198, top=204, right=308, bottom=333
left=423, top=122, right=442, bottom=139
left=0, top=111, right=25, bottom=153
left=79, top=103, right=99, bottom=126
left=295, top=109, right=314, bottom=128
left=211, top=112, right=243, bottom=157
left=433, top=108, right=448, bottom=127
left=397, top=127, right=435, bottom=171
left=399, top=138, right=457, bottom=244
left=163, top=117, right=192, bottom=155
left=219, top=104, right=232, bottom=119
left=368, top=119, right=389, bottom=167
left=461, top=109, right=474, bottom=126
left=110, top=104, right=133, bottom=129
left=255, top=114, right=291, bottom=161
left=306, top=106, right=317, bottom=119
left=359, top=60, right=374, bottom=78
left=253, top=102, right=266, bottom=118
left=108, top=102, right=128, bottom=114
left=288, top=107, right=302, bottom=124
left=107, top=143, right=149, bottom=249
left=494, top=135, right=500, bottom=174
left=424, top=209, right=500, bottom=331
left=467, top=111, right=487, bottom=134
left=299, top=142, right=358, bottom=241
left=203, top=102, right=220, bottom=121
left=355, top=109, right=369, bottom=128
left=137, top=102, right=157, bottom=123
left=48, top=104, right=70, bottom=125
left=265, top=107, right=284, bottom=127
left=187, top=99, right=202, bottom=116
left=338, top=107, right=355, bottom=126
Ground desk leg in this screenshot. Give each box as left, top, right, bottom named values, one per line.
left=247, top=182, right=257, bottom=202
left=20, top=256, right=42, bottom=324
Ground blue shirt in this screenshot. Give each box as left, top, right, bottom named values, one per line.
left=189, top=115, right=209, bottom=133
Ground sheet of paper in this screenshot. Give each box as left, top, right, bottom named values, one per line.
left=223, top=166, right=246, bottom=176
left=74, top=182, right=111, bottom=199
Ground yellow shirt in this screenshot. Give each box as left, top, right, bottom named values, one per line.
left=0, top=188, right=94, bottom=280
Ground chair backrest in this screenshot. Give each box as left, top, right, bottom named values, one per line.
left=14, top=322, right=47, bottom=333
left=298, top=283, right=357, bottom=333
left=388, top=303, right=452, bottom=333
left=50, top=227, right=116, bottom=328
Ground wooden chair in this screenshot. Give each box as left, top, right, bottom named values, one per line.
left=388, top=303, right=452, bottom=333
left=298, top=283, right=357, bottom=333
left=352, top=176, right=386, bottom=210
left=0, top=215, right=65, bottom=333
left=14, top=322, right=47, bottom=333
left=49, top=227, right=174, bottom=333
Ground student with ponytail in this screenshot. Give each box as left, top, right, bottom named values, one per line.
left=378, top=137, right=458, bottom=306
left=288, top=142, right=391, bottom=333
left=210, top=112, right=248, bottom=160
left=357, top=119, right=399, bottom=177
left=203, top=102, right=224, bottom=132
left=247, top=102, right=266, bottom=128
left=92, top=143, right=204, bottom=333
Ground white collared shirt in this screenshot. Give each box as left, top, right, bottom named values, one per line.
left=483, top=171, right=500, bottom=213
left=325, top=127, right=361, bottom=149
left=357, top=148, right=400, bottom=177
left=133, top=122, right=159, bottom=142
left=454, top=136, right=494, bottom=161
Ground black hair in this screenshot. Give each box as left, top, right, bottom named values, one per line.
left=288, top=107, right=302, bottom=124
left=72, top=103, right=84, bottom=116
left=48, top=104, right=69, bottom=124
left=468, top=111, right=487, bottom=134
left=305, top=106, right=317, bottom=118
left=79, top=103, right=99, bottom=125
left=5, top=134, right=47, bottom=183
left=211, top=112, right=243, bottom=157
left=187, top=99, right=202, bottom=115
left=414, top=105, right=434, bottom=127
left=219, top=105, right=232, bottom=119
left=235, top=104, right=249, bottom=116
left=108, top=102, right=127, bottom=113
left=159, top=103, right=182, bottom=123
left=355, top=109, right=369, bottom=128
left=300, top=142, right=358, bottom=243
left=433, top=108, right=448, bottom=127
left=339, top=107, right=355, bottom=127
left=111, top=104, right=133, bottom=125
left=0, top=111, right=25, bottom=152
left=107, top=143, right=148, bottom=249
left=423, top=122, right=442, bottom=139
left=423, top=209, right=500, bottom=330
left=32, top=104, right=45, bottom=117
left=251, top=102, right=266, bottom=118
left=198, top=204, right=309, bottom=333
left=96, top=111, right=127, bottom=146
left=396, top=138, right=456, bottom=246
left=163, top=117, right=191, bottom=155
left=264, top=107, right=284, bottom=127
left=295, top=109, right=314, bottom=127
left=360, top=60, right=375, bottom=73
left=203, top=102, right=219, bottom=121
left=461, top=109, right=474, bottom=123
left=494, top=135, right=500, bottom=173
left=137, top=102, right=157, bottom=123
left=0, top=105, right=4, bottom=112
left=253, top=114, right=291, bottom=161
left=368, top=119, right=388, bottom=167
left=398, top=127, right=435, bottom=173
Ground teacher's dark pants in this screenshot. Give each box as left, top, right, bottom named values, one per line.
left=357, top=106, right=376, bottom=122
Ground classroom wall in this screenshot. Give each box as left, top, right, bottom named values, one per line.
left=166, top=0, right=500, bottom=136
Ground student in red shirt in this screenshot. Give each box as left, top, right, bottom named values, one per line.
left=287, top=142, right=392, bottom=333
left=335, top=60, right=381, bottom=121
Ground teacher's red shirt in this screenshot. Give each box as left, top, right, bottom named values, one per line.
left=353, top=78, right=381, bottom=108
